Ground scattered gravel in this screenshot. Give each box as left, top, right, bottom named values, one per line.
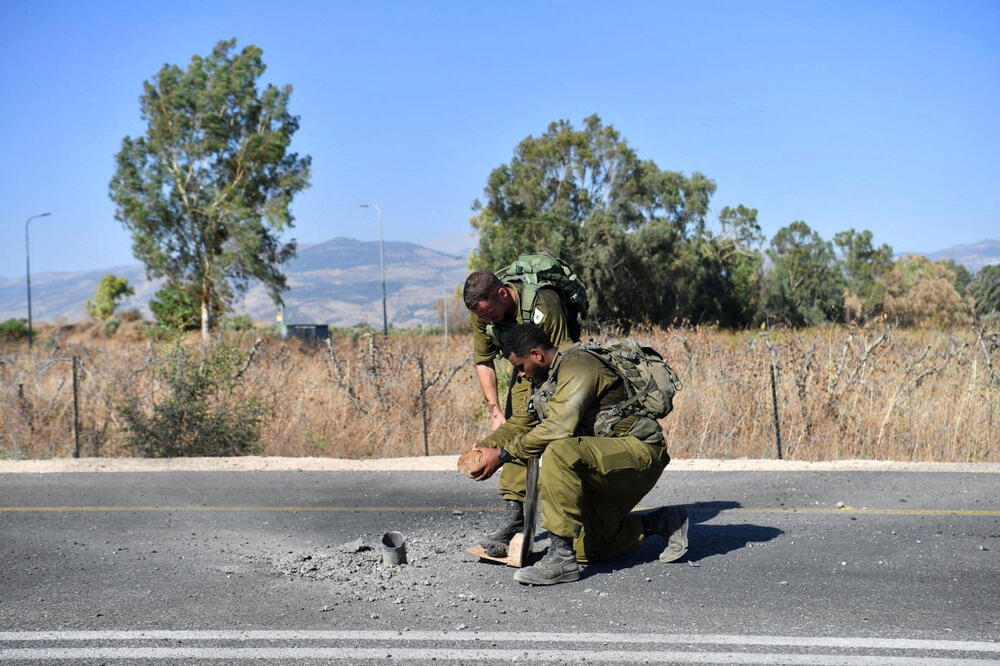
left=246, top=514, right=543, bottom=611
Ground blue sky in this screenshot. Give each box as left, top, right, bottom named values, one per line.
left=1, top=0, right=997, bottom=278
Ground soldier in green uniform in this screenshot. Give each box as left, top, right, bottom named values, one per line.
left=462, top=270, right=579, bottom=556
left=468, top=323, right=688, bottom=585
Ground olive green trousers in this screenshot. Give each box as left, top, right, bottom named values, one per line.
left=540, top=435, right=669, bottom=563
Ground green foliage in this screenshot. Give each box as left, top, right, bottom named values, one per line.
left=109, top=38, right=311, bottom=340
left=833, top=229, right=893, bottom=321
left=85, top=273, right=134, bottom=320
left=469, top=115, right=757, bottom=328
left=221, top=314, right=254, bottom=331
left=117, top=342, right=270, bottom=457
left=968, top=264, right=1000, bottom=318
left=763, top=221, right=845, bottom=326
left=0, top=318, right=29, bottom=341
left=150, top=284, right=203, bottom=331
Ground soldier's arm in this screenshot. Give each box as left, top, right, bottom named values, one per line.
left=504, top=357, right=598, bottom=460
left=471, top=315, right=506, bottom=430
left=475, top=361, right=505, bottom=430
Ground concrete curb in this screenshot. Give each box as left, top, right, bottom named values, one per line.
left=1, top=456, right=998, bottom=474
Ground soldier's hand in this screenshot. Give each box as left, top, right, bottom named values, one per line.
left=471, top=445, right=503, bottom=481
left=489, top=408, right=506, bottom=432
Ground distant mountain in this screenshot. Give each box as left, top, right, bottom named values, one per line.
left=921, top=239, right=1000, bottom=273
left=0, top=238, right=469, bottom=328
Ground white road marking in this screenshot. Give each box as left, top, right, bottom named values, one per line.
left=0, top=646, right=996, bottom=664
left=2, top=630, right=999, bottom=651
left=1, top=631, right=997, bottom=656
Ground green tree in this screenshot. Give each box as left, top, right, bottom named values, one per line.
left=85, top=273, right=135, bottom=321
left=833, top=229, right=893, bottom=321
left=967, top=264, right=1000, bottom=319
left=109, top=38, right=310, bottom=342
left=469, top=115, right=727, bottom=327
left=937, top=259, right=972, bottom=295
left=150, top=284, right=200, bottom=331
left=762, top=221, right=845, bottom=326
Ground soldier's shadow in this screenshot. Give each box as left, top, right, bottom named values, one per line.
left=572, top=500, right=784, bottom=576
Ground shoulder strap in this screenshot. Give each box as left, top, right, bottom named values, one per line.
left=518, top=282, right=541, bottom=323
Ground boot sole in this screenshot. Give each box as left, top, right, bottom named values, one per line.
left=658, top=546, right=688, bottom=563
left=513, top=568, right=582, bottom=585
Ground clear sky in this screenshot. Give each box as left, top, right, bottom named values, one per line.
left=1, top=0, right=997, bottom=278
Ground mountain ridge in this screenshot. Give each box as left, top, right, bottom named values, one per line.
left=0, top=238, right=469, bottom=328
left=3, top=237, right=996, bottom=328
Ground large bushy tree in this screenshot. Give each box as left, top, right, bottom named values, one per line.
left=879, top=255, right=973, bottom=328
left=109, top=38, right=310, bottom=341
left=833, top=228, right=893, bottom=322
left=469, top=115, right=758, bottom=328
left=762, top=221, right=845, bottom=326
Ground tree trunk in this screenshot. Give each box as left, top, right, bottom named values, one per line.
left=201, top=280, right=212, bottom=343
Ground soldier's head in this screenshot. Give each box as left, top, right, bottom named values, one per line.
left=463, top=271, right=514, bottom=323
left=505, top=323, right=556, bottom=384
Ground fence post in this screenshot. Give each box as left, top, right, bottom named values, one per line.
left=418, top=357, right=429, bottom=456
left=72, top=355, right=81, bottom=458
left=769, top=361, right=783, bottom=459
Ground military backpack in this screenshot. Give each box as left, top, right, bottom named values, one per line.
left=492, top=253, right=588, bottom=336
left=582, top=339, right=682, bottom=436
left=528, top=339, right=682, bottom=437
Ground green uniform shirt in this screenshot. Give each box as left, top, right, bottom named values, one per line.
left=504, top=346, right=664, bottom=461
left=471, top=285, right=574, bottom=364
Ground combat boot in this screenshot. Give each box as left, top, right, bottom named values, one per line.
left=513, top=534, right=581, bottom=585
left=641, top=505, right=689, bottom=563
left=478, top=499, right=524, bottom=557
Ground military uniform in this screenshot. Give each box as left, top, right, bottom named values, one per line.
left=472, top=285, right=576, bottom=502
left=501, top=345, right=670, bottom=563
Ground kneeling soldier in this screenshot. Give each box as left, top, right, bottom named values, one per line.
left=468, top=324, right=688, bottom=585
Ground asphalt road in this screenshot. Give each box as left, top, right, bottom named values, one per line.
left=1, top=467, right=998, bottom=664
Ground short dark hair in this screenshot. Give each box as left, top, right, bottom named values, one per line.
left=463, top=271, right=502, bottom=310
left=504, top=323, right=553, bottom=358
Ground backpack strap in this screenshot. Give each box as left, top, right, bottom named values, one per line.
left=517, top=281, right=541, bottom=323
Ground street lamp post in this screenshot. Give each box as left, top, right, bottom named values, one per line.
left=360, top=203, right=388, bottom=337
left=25, top=212, right=51, bottom=347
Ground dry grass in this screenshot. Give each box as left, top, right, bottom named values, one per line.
left=2, top=322, right=997, bottom=462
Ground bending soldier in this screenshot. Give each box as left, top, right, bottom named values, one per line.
left=468, top=323, right=689, bottom=585
left=463, top=269, right=580, bottom=556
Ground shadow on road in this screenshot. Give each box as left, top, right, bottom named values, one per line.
left=580, top=500, right=784, bottom=577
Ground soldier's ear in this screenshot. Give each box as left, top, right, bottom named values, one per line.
left=529, top=347, right=546, bottom=364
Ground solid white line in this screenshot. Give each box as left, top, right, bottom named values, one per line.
left=0, top=647, right=993, bottom=664
left=0, top=631, right=997, bottom=653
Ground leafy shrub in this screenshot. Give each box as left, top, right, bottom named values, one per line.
left=119, top=309, right=144, bottom=322
left=221, top=314, right=253, bottom=331
left=117, top=342, right=271, bottom=457
left=100, top=318, right=121, bottom=337
left=0, top=318, right=29, bottom=341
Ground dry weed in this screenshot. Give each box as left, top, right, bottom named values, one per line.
left=1, top=323, right=997, bottom=462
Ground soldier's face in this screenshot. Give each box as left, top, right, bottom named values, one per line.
left=473, top=289, right=508, bottom=323
left=508, top=349, right=549, bottom=384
